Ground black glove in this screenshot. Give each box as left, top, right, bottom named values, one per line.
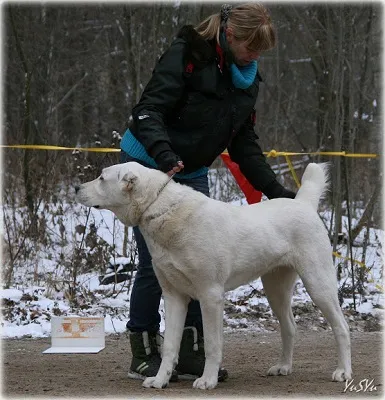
left=263, top=180, right=296, bottom=199
left=154, top=150, right=183, bottom=173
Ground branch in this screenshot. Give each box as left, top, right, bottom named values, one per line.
left=9, top=8, right=29, bottom=74
left=50, top=72, right=89, bottom=113
left=351, top=176, right=382, bottom=242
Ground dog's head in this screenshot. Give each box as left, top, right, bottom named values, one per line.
left=75, top=162, right=164, bottom=226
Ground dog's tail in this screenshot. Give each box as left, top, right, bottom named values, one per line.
left=295, top=163, right=330, bottom=210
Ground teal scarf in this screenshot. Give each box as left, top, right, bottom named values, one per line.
left=230, top=61, right=258, bottom=89
left=220, top=32, right=258, bottom=89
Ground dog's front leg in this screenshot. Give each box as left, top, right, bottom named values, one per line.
left=142, top=290, right=189, bottom=389
left=193, top=287, right=225, bottom=390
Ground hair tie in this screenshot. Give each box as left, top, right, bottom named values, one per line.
left=220, top=4, right=232, bottom=24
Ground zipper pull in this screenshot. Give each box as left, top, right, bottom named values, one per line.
left=216, top=58, right=223, bottom=74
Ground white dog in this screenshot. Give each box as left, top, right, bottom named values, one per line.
left=75, top=161, right=352, bottom=390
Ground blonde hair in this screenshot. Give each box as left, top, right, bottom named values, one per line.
left=195, top=3, right=276, bottom=52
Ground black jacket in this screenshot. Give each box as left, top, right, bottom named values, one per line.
left=130, top=25, right=282, bottom=194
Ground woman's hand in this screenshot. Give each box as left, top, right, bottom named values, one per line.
left=155, top=150, right=184, bottom=176
left=167, top=161, right=184, bottom=176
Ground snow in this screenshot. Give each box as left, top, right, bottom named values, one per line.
left=357, top=301, right=376, bottom=314
left=0, top=289, right=24, bottom=302
left=1, top=169, right=383, bottom=338
left=2, top=320, right=51, bottom=339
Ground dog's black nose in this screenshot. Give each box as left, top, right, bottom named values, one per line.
left=74, top=185, right=80, bottom=194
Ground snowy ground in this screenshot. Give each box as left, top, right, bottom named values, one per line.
left=1, top=169, right=384, bottom=338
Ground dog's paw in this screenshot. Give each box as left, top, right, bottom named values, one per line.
left=267, top=363, right=292, bottom=376
left=142, top=376, right=168, bottom=389
left=193, top=376, right=218, bottom=390
left=332, top=368, right=352, bottom=382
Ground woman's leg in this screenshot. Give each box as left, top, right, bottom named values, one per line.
left=126, top=226, right=162, bottom=333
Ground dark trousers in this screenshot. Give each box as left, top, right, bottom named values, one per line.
left=121, top=152, right=209, bottom=334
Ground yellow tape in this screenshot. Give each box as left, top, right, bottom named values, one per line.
left=284, top=155, right=301, bottom=189
left=333, top=251, right=366, bottom=268
left=333, top=251, right=384, bottom=292
left=375, top=284, right=384, bottom=293
left=1, top=145, right=380, bottom=158
left=264, top=149, right=378, bottom=158
left=0, top=144, right=121, bottom=152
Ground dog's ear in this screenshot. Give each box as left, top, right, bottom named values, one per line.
left=120, top=171, right=137, bottom=192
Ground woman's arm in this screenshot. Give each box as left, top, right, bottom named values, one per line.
left=228, top=111, right=295, bottom=199
left=131, top=39, right=187, bottom=171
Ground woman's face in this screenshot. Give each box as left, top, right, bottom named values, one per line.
left=225, top=28, right=261, bottom=66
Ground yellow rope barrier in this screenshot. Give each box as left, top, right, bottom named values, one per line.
left=0, top=144, right=121, bottom=152
left=1, top=144, right=380, bottom=158
left=264, top=149, right=378, bottom=158
left=333, top=251, right=366, bottom=268
left=284, top=155, right=301, bottom=189
left=333, top=252, right=383, bottom=293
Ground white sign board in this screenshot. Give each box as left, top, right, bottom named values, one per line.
left=43, top=316, right=105, bottom=354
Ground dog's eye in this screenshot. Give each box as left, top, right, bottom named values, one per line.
left=99, top=176, right=104, bottom=181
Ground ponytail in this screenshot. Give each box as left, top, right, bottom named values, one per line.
left=195, top=13, right=222, bottom=42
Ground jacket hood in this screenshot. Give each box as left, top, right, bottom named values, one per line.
left=176, top=25, right=216, bottom=68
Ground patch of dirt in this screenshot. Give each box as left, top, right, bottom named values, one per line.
left=2, top=330, right=383, bottom=398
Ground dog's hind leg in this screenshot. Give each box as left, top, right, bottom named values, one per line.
left=261, top=266, right=298, bottom=376
left=299, top=260, right=352, bottom=381
left=142, top=289, right=190, bottom=389
left=192, top=285, right=225, bottom=390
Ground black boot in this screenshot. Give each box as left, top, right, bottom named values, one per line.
left=127, top=331, right=177, bottom=381
left=176, top=326, right=228, bottom=382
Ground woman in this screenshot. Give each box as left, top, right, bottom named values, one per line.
left=121, top=3, right=295, bottom=382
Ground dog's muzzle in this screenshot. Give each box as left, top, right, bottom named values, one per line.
left=75, top=186, right=100, bottom=209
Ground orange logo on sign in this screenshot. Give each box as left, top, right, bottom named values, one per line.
left=57, top=318, right=102, bottom=338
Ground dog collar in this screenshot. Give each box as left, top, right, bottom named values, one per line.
left=138, top=173, right=176, bottom=222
